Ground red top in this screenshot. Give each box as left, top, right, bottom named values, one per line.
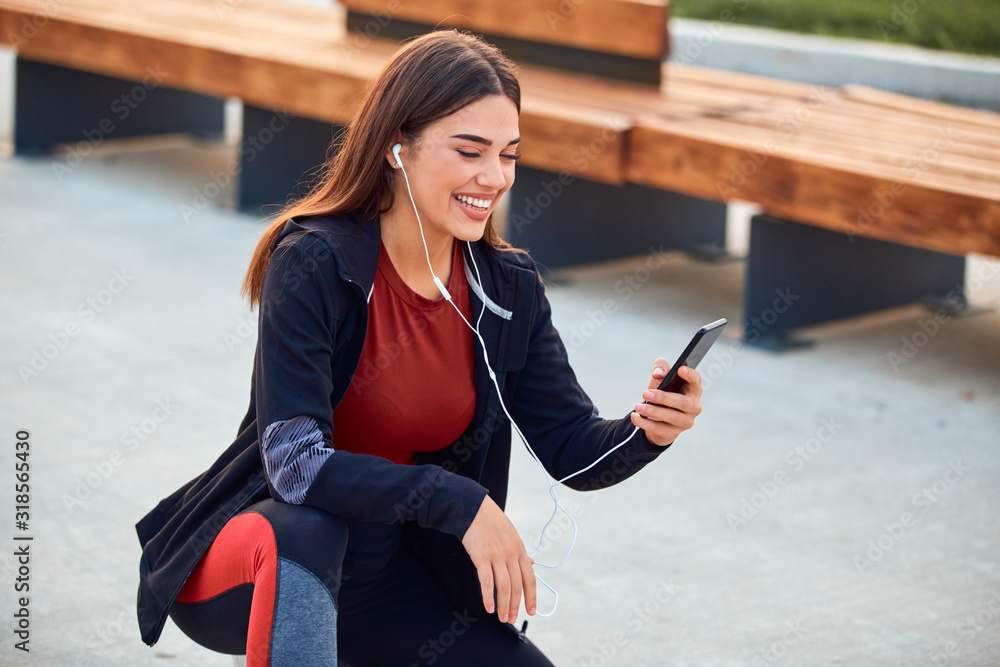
left=331, top=238, right=476, bottom=464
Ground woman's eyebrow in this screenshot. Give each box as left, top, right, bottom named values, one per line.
left=450, top=133, right=521, bottom=147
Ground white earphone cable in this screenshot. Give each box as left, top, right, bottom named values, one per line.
left=394, top=146, right=642, bottom=617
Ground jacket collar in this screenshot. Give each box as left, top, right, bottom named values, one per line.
left=279, top=214, right=519, bottom=323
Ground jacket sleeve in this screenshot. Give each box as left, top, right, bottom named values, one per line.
left=505, top=264, right=669, bottom=491
left=255, top=233, right=487, bottom=540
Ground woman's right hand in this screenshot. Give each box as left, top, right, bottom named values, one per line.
left=461, top=494, right=537, bottom=624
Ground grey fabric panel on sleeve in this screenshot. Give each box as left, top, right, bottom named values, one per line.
left=270, top=557, right=338, bottom=667
left=261, top=415, right=335, bottom=505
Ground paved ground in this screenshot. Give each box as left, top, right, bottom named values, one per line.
left=1, top=45, right=999, bottom=667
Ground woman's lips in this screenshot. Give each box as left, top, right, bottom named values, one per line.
left=453, top=194, right=492, bottom=221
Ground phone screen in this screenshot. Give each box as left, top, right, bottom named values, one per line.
left=652, top=318, right=728, bottom=396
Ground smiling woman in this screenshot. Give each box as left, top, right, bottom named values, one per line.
left=238, top=29, right=529, bottom=309
left=135, top=28, right=705, bottom=667
left=379, top=95, right=521, bottom=299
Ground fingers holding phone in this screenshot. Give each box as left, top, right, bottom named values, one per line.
left=631, top=319, right=725, bottom=447
left=632, top=367, right=703, bottom=445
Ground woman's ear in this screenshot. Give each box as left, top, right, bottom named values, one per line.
left=385, top=139, right=403, bottom=169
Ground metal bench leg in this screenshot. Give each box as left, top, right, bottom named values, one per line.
left=236, top=104, right=344, bottom=217
left=743, top=214, right=969, bottom=350
left=13, top=56, right=224, bottom=156
left=507, top=166, right=728, bottom=276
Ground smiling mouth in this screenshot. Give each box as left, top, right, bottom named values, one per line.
left=454, top=194, right=491, bottom=212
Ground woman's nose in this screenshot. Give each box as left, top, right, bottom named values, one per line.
left=477, top=157, right=508, bottom=190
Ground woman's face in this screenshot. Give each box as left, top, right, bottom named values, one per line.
left=388, top=94, right=520, bottom=243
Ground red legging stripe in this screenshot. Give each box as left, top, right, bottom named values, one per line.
left=175, top=512, right=277, bottom=666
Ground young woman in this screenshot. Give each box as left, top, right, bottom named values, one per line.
left=135, top=29, right=704, bottom=666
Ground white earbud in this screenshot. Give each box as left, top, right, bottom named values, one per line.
left=391, top=143, right=402, bottom=169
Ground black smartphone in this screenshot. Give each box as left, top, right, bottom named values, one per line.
left=646, top=318, right=728, bottom=398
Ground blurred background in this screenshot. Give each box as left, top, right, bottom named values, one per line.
left=671, top=0, right=999, bottom=56
left=1, top=0, right=998, bottom=665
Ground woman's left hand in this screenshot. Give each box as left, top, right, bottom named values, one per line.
left=630, top=358, right=703, bottom=447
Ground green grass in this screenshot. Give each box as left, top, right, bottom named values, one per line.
left=669, top=0, right=1000, bottom=57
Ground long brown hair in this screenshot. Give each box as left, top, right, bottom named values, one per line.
left=241, top=30, right=527, bottom=310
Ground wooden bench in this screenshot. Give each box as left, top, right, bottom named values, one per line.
left=2, top=0, right=998, bottom=348
left=514, top=62, right=1000, bottom=346
left=0, top=0, right=641, bottom=203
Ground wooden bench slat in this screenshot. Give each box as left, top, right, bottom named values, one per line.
left=690, top=101, right=1000, bottom=170
left=842, top=84, right=1000, bottom=132
left=628, top=120, right=1000, bottom=257
left=662, top=68, right=1000, bottom=151
left=338, top=0, right=668, bottom=61
left=1, top=0, right=351, bottom=61
left=665, top=63, right=827, bottom=100
left=728, top=102, right=1000, bottom=163
left=2, top=1, right=325, bottom=54
left=524, top=65, right=1000, bottom=157
left=520, top=97, right=630, bottom=184
left=0, top=12, right=382, bottom=124
left=676, top=115, right=1000, bottom=193
left=631, top=114, right=1000, bottom=200
left=815, top=96, right=1000, bottom=147
left=14, top=0, right=345, bottom=43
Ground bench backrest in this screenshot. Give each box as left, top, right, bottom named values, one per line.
left=339, top=0, right=669, bottom=85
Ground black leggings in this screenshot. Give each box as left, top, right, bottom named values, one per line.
left=168, top=499, right=554, bottom=666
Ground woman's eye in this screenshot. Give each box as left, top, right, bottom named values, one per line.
left=456, top=150, right=520, bottom=161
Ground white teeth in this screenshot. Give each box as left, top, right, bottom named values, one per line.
left=456, top=195, right=490, bottom=211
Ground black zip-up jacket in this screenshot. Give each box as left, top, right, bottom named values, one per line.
left=135, top=214, right=668, bottom=646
